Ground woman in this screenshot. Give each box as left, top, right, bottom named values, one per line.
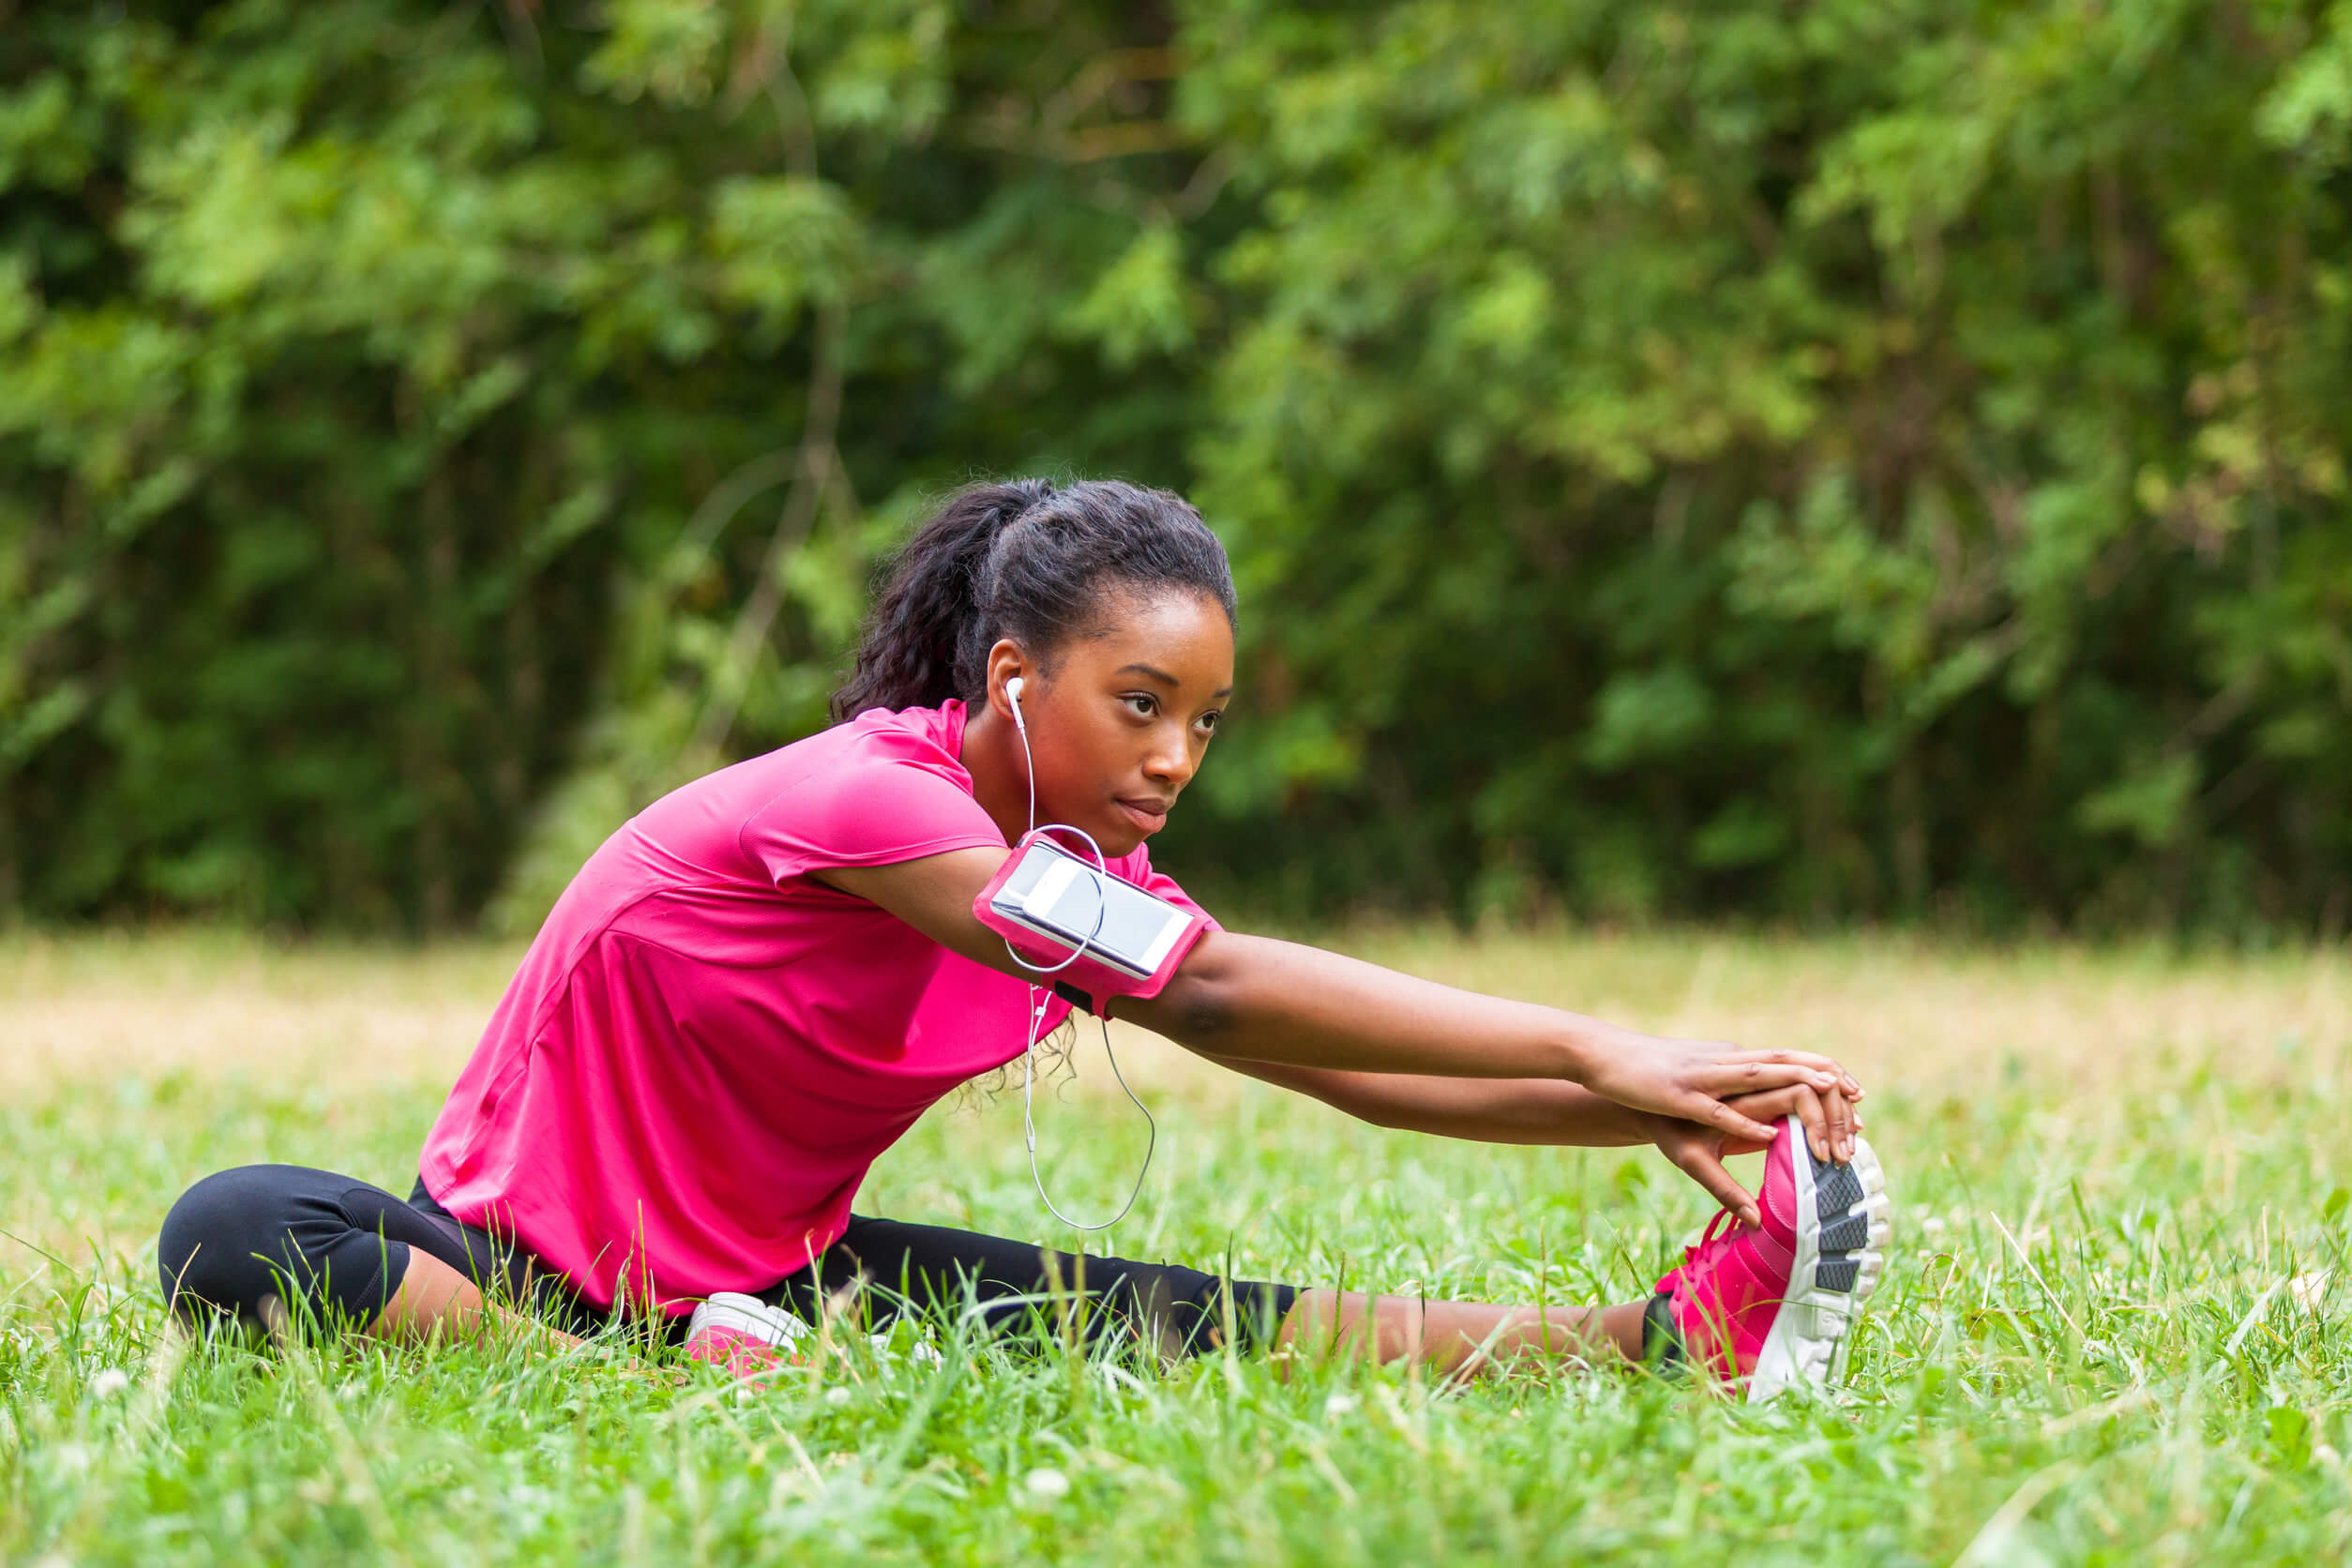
left=160, top=478, right=1891, bottom=1399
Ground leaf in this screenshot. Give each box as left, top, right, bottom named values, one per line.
left=1583, top=666, right=1713, bottom=774
left=2267, top=1405, right=2313, bottom=1470
left=2074, top=755, right=2200, bottom=851
left=1064, top=223, right=1198, bottom=369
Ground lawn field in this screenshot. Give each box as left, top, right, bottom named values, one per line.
left=4, top=927, right=2350, bottom=1564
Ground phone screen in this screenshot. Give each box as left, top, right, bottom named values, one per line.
left=991, top=841, right=1191, bottom=977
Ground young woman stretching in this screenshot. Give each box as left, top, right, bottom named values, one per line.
left=160, top=479, right=1892, bottom=1399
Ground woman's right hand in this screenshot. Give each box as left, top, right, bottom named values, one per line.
left=1570, top=1020, right=1862, bottom=1155
left=1651, top=1080, right=1866, bottom=1223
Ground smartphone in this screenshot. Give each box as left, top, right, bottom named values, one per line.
left=986, top=837, right=1194, bottom=979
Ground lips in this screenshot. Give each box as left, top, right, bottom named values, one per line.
left=1116, top=798, right=1169, bottom=834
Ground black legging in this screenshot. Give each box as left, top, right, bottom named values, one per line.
left=158, top=1165, right=1297, bottom=1357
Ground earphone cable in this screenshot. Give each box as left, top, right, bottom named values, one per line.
left=1002, top=681, right=1157, bottom=1231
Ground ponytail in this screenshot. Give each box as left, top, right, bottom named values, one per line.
left=828, top=480, right=1055, bottom=721
left=831, top=476, right=1235, bottom=723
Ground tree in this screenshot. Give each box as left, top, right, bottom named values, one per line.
left=6, top=1, right=2350, bottom=935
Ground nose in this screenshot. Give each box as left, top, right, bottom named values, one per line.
left=1142, top=721, right=1197, bottom=792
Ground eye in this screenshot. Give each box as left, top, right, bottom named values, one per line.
left=1197, top=710, right=1223, bottom=736
left=1123, top=693, right=1157, bottom=718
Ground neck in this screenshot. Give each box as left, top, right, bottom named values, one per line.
left=961, top=702, right=1033, bottom=845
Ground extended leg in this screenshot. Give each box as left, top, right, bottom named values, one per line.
left=787, top=1215, right=1299, bottom=1358
left=1291, top=1117, right=1897, bottom=1397
left=1274, top=1290, right=1651, bottom=1378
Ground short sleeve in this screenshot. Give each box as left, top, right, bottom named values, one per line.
left=743, top=735, right=1007, bottom=886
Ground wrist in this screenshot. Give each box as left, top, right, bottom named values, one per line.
left=1595, top=1095, right=1672, bottom=1148
left=1552, top=1013, right=1616, bottom=1085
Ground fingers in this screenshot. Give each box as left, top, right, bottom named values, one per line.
left=1721, top=1084, right=1870, bottom=1165
left=1694, top=1060, right=1841, bottom=1098
left=1767, top=1082, right=1846, bottom=1165
left=1696, top=1094, right=1780, bottom=1147
left=1711, top=1048, right=1865, bottom=1099
left=1584, top=1032, right=1867, bottom=1147
left=1821, top=1083, right=1855, bottom=1163
left=1791, top=1085, right=1830, bottom=1163
left=1718, top=1083, right=1815, bottom=1156
left=1664, top=1139, right=1761, bottom=1228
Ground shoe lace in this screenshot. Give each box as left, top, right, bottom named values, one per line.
left=1686, top=1206, right=1738, bottom=1260
left=1671, top=1206, right=1744, bottom=1289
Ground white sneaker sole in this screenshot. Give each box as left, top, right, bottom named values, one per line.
left=1747, top=1117, right=1892, bottom=1402
left=688, top=1290, right=812, bottom=1349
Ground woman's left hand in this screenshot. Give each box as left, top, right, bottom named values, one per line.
left=1651, top=1083, right=1864, bottom=1223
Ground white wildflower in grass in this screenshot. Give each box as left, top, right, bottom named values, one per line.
left=866, top=1327, right=944, bottom=1369
left=89, top=1367, right=130, bottom=1399
left=1023, top=1467, right=1071, bottom=1501
left=824, top=1384, right=852, bottom=1407
left=1322, top=1392, right=1358, bottom=1419
left=2289, top=1272, right=2329, bottom=1314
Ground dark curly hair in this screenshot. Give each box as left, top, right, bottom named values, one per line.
left=829, top=477, right=1237, bottom=721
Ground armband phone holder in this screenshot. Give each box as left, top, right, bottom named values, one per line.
left=974, top=832, right=1207, bottom=1014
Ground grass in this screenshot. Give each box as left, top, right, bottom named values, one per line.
left=4, top=926, right=2350, bottom=1564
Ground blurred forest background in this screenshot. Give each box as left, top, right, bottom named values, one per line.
left=5, top=0, right=2352, bottom=938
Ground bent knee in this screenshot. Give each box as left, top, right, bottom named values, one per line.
left=158, top=1165, right=305, bottom=1327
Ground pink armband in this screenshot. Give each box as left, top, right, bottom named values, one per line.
left=972, top=840, right=1210, bottom=1016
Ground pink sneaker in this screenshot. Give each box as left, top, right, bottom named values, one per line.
left=683, top=1292, right=811, bottom=1388
left=1648, top=1115, right=1892, bottom=1400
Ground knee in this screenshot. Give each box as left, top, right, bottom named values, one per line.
left=158, top=1166, right=287, bottom=1328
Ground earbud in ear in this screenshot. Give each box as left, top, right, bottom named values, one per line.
left=1005, top=676, right=1026, bottom=709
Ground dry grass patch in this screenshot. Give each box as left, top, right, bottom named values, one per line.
left=6, top=926, right=2346, bottom=1102
left=2, top=929, right=522, bottom=1092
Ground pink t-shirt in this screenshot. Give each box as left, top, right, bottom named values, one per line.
left=418, top=700, right=1214, bottom=1314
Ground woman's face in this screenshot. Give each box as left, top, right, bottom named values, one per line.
left=1004, top=588, right=1234, bottom=859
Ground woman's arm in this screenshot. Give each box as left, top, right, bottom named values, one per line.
left=1208, top=1060, right=1857, bottom=1214
left=818, top=849, right=1860, bottom=1189
left=1122, top=929, right=1858, bottom=1158
left=1216, top=1060, right=1660, bottom=1145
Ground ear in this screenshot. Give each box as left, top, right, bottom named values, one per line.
left=983, top=639, right=1028, bottom=721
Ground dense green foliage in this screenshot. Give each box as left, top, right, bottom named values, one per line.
left=7, top=1, right=2352, bottom=931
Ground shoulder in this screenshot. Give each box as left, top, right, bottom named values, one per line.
left=735, top=701, right=1000, bottom=879
left=724, top=701, right=972, bottom=802
left=819, top=701, right=971, bottom=776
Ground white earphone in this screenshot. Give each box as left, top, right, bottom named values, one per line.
left=995, top=667, right=1154, bottom=1232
